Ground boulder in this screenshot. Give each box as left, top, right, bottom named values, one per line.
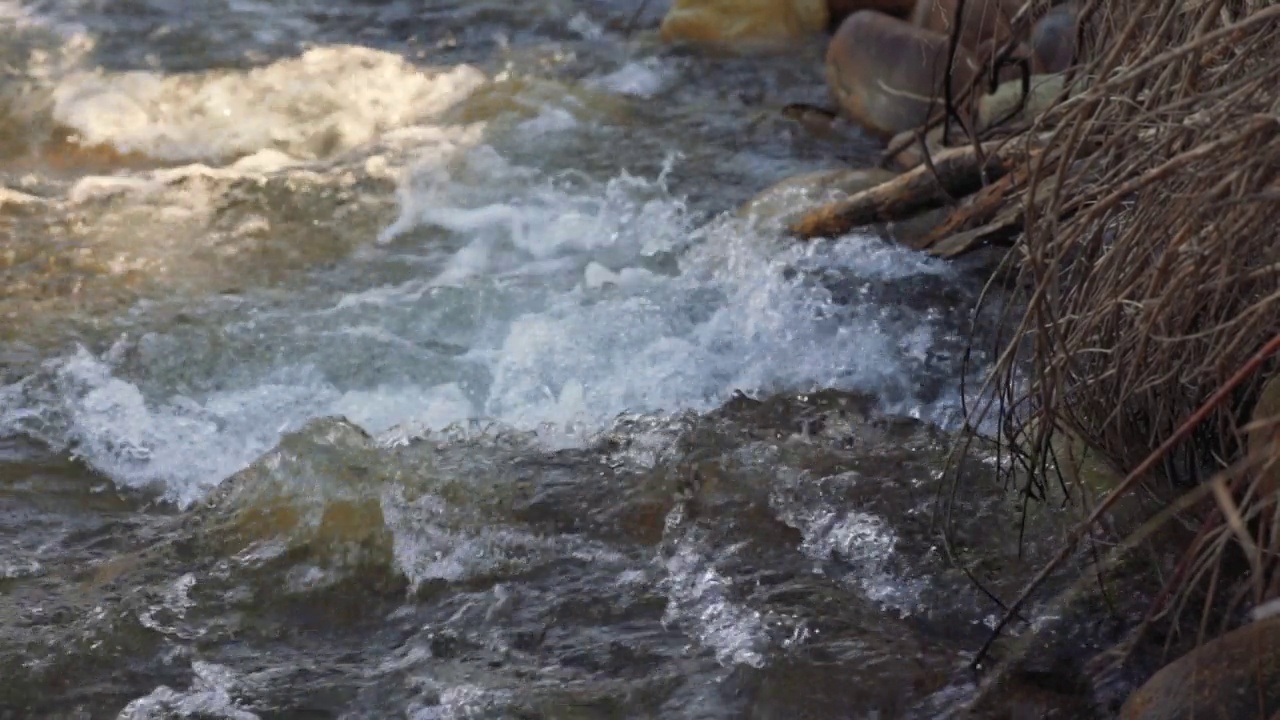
left=660, top=0, right=829, bottom=52
left=828, top=0, right=917, bottom=26
left=826, top=10, right=982, bottom=138
left=883, top=72, right=1067, bottom=170
left=975, top=72, right=1074, bottom=131
left=910, top=0, right=1015, bottom=52
left=1029, top=2, right=1080, bottom=74
left=1119, top=616, right=1280, bottom=720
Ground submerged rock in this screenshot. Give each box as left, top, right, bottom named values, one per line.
left=1119, top=616, right=1280, bottom=720
left=659, top=0, right=830, bottom=52
left=826, top=10, right=981, bottom=137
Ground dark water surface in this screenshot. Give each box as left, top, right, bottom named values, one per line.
left=0, top=2, right=1105, bottom=717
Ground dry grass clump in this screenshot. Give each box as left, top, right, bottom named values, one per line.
left=957, top=0, right=1280, bottom=660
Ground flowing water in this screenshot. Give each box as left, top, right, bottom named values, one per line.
left=0, top=2, right=1117, bottom=718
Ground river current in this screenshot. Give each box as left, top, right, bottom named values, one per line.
left=0, top=2, right=1084, bottom=718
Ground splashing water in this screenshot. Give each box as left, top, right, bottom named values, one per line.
left=1, top=130, right=966, bottom=506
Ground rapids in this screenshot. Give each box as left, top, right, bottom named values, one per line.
left=0, top=2, right=1108, bottom=718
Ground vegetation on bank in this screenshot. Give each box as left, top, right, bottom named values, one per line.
left=663, top=0, right=1279, bottom=714
left=952, top=0, right=1279, bottom=659
left=845, top=0, right=1279, bottom=713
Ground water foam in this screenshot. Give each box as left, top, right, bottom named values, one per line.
left=50, top=46, right=486, bottom=162
left=585, top=58, right=673, bottom=99
left=2, top=137, right=965, bottom=505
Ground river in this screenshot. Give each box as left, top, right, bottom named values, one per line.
left=0, top=2, right=1095, bottom=717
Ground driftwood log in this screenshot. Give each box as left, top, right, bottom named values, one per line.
left=910, top=164, right=1029, bottom=250
left=788, top=138, right=1040, bottom=241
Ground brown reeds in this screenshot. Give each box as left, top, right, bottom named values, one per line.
left=952, top=0, right=1280, bottom=665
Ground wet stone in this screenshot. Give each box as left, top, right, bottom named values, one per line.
left=1119, top=616, right=1280, bottom=720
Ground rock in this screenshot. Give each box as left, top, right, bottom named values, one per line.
left=659, top=0, right=829, bottom=52
left=779, top=103, right=845, bottom=137
left=975, top=72, right=1075, bottom=131
left=826, top=10, right=982, bottom=138
left=828, top=0, right=917, bottom=26
left=1029, top=2, right=1080, bottom=74
left=910, top=0, right=1015, bottom=52
left=1119, top=616, right=1280, bottom=720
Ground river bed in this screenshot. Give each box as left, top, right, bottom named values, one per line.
left=1, top=2, right=1111, bottom=717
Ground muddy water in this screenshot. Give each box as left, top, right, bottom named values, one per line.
left=0, top=1, right=1113, bottom=718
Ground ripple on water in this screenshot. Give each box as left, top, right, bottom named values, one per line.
left=117, top=662, right=259, bottom=720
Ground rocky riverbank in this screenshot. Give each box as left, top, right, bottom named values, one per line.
left=655, top=1, right=1280, bottom=718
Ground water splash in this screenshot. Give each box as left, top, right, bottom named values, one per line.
left=1, top=138, right=969, bottom=506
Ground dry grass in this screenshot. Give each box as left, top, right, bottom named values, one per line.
left=945, top=0, right=1280, bottom=664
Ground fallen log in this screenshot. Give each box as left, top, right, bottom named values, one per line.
left=931, top=170, right=1079, bottom=258
left=789, top=138, right=1038, bottom=240
left=912, top=161, right=1033, bottom=250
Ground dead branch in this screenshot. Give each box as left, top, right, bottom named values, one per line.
left=790, top=139, right=1040, bottom=240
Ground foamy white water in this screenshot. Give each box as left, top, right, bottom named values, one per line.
left=51, top=46, right=486, bottom=161
left=0, top=6, right=1044, bottom=717
left=1, top=5, right=971, bottom=512
left=0, top=128, right=964, bottom=507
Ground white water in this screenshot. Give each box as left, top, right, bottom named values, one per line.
left=51, top=46, right=487, bottom=162
left=1, top=26, right=969, bottom=507
left=0, top=7, right=1014, bottom=713
left=1, top=133, right=962, bottom=506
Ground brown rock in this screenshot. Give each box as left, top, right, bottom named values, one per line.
left=660, top=0, right=830, bottom=52
left=1029, top=2, right=1079, bottom=74
left=1119, top=616, right=1280, bottom=720
left=910, top=0, right=1015, bottom=52
left=826, top=10, right=982, bottom=138
left=827, top=0, right=916, bottom=26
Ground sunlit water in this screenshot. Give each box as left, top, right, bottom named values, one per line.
left=0, top=2, right=1114, bottom=718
